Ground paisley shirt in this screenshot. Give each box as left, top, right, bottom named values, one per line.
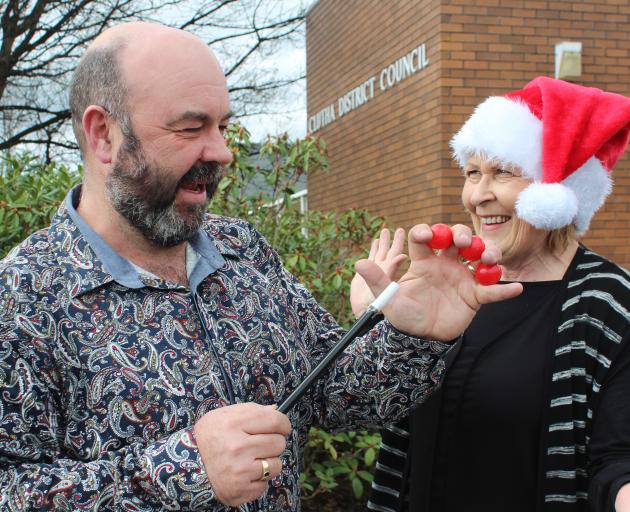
left=0, top=187, right=449, bottom=511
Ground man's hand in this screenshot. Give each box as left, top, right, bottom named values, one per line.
left=355, top=224, right=523, bottom=341
left=350, top=228, right=408, bottom=317
left=194, top=403, right=292, bottom=506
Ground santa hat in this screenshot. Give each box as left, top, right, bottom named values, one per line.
left=450, top=76, right=630, bottom=234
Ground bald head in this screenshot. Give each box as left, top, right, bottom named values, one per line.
left=69, top=22, right=226, bottom=156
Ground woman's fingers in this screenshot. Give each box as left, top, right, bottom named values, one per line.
left=375, top=228, right=391, bottom=261
left=390, top=227, right=406, bottom=255
left=354, top=259, right=390, bottom=299
left=480, top=240, right=502, bottom=265
left=475, top=281, right=523, bottom=304
left=408, top=224, right=438, bottom=260
left=368, top=238, right=378, bottom=261
left=450, top=224, right=473, bottom=249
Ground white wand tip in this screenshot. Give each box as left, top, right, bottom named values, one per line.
left=370, top=282, right=400, bottom=312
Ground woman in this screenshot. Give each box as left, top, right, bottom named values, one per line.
left=353, top=77, right=630, bottom=511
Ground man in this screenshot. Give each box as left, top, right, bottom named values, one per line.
left=0, top=22, right=520, bottom=511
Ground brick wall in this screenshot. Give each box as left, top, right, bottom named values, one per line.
left=306, top=0, right=444, bottom=224
left=306, top=0, right=630, bottom=268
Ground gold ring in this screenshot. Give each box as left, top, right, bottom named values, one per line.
left=259, top=459, right=271, bottom=481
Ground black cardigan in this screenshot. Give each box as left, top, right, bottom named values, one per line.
left=368, top=247, right=630, bottom=511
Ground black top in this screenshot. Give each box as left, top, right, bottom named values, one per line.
left=425, top=280, right=564, bottom=511
left=369, top=247, right=630, bottom=512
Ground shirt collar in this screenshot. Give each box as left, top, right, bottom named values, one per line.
left=187, top=229, right=228, bottom=292
left=64, top=186, right=144, bottom=289
left=54, top=185, right=228, bottom=295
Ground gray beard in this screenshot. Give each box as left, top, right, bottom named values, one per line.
left=109, top=185, right=208, bottom=247
left=106, top=136, right=222, bottom=247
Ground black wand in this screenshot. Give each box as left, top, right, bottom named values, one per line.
left=278, top=282, right=400, bottom=414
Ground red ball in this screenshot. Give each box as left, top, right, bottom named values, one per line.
left=458, top=235, right=485, bottom=262
left=428, top=223, right=453, bottom=250
left=475, top=263, right=502, bottom=286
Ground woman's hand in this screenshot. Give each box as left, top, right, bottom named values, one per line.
left=616, top=482, right=630, bottom=511
left=350, top=228, right=408, bottom=317
left=355, top=223, right=522, bottom=342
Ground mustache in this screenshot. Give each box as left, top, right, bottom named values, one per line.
left=177, top=161, right=224, bottom=188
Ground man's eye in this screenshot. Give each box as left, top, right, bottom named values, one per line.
left=181, top=127, right=202, bottom=133
left=497, top=169, right=513, bottom=176
left=465, top=170, right=480, bottom=178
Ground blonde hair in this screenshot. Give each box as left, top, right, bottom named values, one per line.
left=499, top=216, right=577, bottom=262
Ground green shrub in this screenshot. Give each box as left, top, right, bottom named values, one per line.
left=214, top=124, right=385, bottom=328
left=300, top=429, right=380, bottom=505
left=0, top=153, right=81, bottom=257
left=216, top=125, right=385, bottom=505
left=0, top=124, right=386, bottom=507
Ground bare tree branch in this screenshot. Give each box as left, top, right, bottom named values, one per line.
left=229, top=74, right=305, bottom=94
left=177, top=0, right=240, bottom=30
left=0, top=0, right=309, bottom=156
left=0, top=110, right=70, bottom=151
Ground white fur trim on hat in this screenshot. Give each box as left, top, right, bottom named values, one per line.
left=450, top=96, right=543, bottom=180
left=514, top=156, right=611, bottom=234
left=515, top=183, right=578, bottom=231
left=562, top=156, right=612, bottom=234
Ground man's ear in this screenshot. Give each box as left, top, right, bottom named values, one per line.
left=82, top=105, right=117, bottom=164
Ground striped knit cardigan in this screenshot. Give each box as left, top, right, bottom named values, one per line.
left=368, top=248, right=630, bottom=512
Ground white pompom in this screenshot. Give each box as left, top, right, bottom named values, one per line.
left=515, top=183, right=578, bottom=230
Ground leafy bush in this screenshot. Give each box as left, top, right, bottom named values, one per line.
left=216, top=125, right=386, bottom=506
left=0, top=153, right=81, bottom=256
left=0, top=124, right=386, bottom=506
left=300, top=429, right=380, bottom=507
left=215, top=124, right=385, bottom=328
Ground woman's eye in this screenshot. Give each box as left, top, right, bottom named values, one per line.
left=497, top=169, right=513, bottom=176
left=465, top=170, right=481, bottom=179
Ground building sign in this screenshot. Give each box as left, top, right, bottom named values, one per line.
left=308, top=42, right=429, bottom=133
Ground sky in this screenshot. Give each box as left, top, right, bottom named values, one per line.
left=242, top=45, right=308, bottom=142
left=237, top=0, right=317, bottom=142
